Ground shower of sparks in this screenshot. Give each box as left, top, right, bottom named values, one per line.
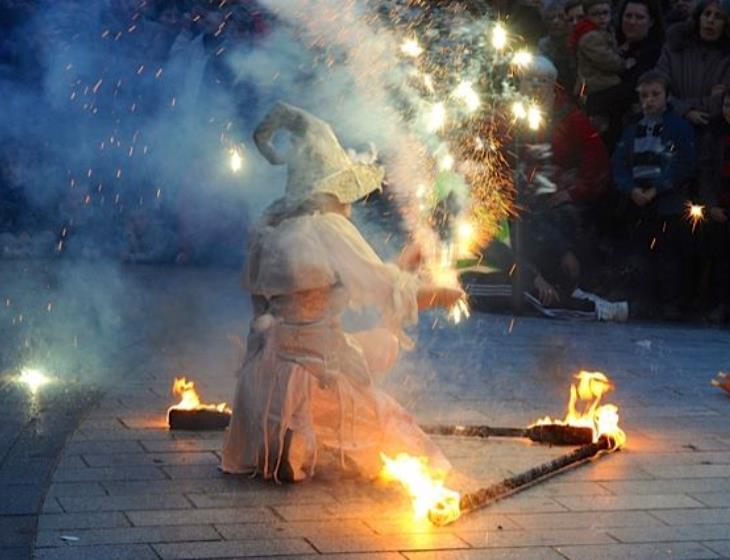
left=426, top=102, right=446, bottom=133
left=229, top=149, right=243, bottom=173
left=687, top=203, right=705, bottom=232
left=527, top=104, right=543, bottom=130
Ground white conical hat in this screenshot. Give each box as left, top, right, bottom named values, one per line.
left=253, top=101, right=384, bottom=204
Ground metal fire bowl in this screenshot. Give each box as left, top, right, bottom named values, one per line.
left=168, top=408, right=231, bottom=431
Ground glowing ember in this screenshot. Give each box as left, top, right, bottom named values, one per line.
left=531, top=371, right=627, bottom=448
left=17, top=368, right=52, bottom=393
left=512, top=101, right=527, bottom=120
left=380, top=452, right=461, bottom=525
left=229, top=149, right=243, bottom=173
left=686, top=203, right=705, bottom=232
left=168, top=377, right=229, bottom=414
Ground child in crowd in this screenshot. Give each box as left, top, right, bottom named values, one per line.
left=698, top=89, right=730, bottom=323
left=612, top=70, right=696, bottom=319
left=572, top=0, right=635, bottom=137
left=565, top=0, right=585, bottom=27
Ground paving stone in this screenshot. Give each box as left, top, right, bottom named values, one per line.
left=38, top=512, right=131, bottom=530
left=521, top=481, right=612, bottom=497
left=651, top=508, right=730, bottom=526
left=644, top=465, right=730, bottom=479
left=215, top=520, right=376, bottom=540
left=0, top=546, right=29, bottom=560
left=365, top=514, right=520, bottom=534
left=101, top=477, right=245, bottom=496
left=52, top=465, right=166, bottom=482
left=608, top=524, right=730, bottom=543
left=41, top=498, right=64, bottom=514
left=457, top=528, right=616, bottom=548
left=162, top=464, right=223, bottom=479
left=35, top=524, right=220, bottom=547
left=46, top=482, right=107, bottom=497
left=0, top=484, right=44, bottom=514
left=691, top=492, right=730, bottom=507
left=188, top=490, right=336, bottom=508
left=555, top=494, right=705, bottom=511
left=62, top=440, right=145, bottom=456
left=703, top=541, right=730, bottom=557
left=475, top=496, right=567, bottom=514
left=56, top=456, right=87, bottom=469
left=82, top=451, right=218, bottom=467
left=600, top=479, right=730, bottom=496
left=34, top=543, right=159, bottom=560
left=506, top=510, right=666, bottom=530
left=404, top=549, right=565, bottom=560
left=153, top=538, right=315, bottom=559
left=308, top=533, right=468, bottom=554
left=140, top=439, right=222, bottom=453
left=70, top=428, right=171, bottom=441
left=555, top=542, right=719, bottom=560
left=127, top=507, right=276, bottom=526
left=57, top=493, right=191, bottom=512
left=0, top=516, right=35, bottom=546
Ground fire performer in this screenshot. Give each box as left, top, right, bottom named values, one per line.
left=221, top=102, right=462, bottom=482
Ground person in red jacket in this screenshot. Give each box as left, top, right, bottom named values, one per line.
left=517, top=56, right=611, bottom=289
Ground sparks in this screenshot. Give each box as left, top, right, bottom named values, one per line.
left=17, top=368, right=52, bottom=393
left=426, top=102, right=446, bottom=133
left=512, top=49, right=533, bottom=68
left=229, top=149, right=243, bottom=173
left=492, top=22, right=508, bottom=50
left=452, top=81, right=480, bottom=112
left=512, top=101, right=527, bottom=120
left=686, top=203, right=705, bottom=232
left=527, top=103, right=543, bottom=130
left=400, top=38, right=423, bottom=58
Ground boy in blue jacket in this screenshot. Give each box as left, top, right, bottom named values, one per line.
left=612, top=70, right=696, bottom=319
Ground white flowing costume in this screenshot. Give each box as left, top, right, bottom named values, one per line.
left=221, top=103, right=449, bottom=481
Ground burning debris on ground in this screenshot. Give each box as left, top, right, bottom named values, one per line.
left=167, top=376, right=231, bottom=431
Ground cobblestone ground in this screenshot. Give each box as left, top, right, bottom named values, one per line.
left=2, top=263, right=730, bottom=560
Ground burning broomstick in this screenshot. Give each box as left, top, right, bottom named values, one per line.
left=381, top=371, right=626, bottom=526
left=167, top=377, right=231, bottom=430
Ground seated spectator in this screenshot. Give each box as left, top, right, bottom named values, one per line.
left=571, top=0, right=636, bottom=142
left=612, top=70, right=696, bottom=319
left=698, top=89, right=730, bottom=323
left=517, top=56, right=610, bottom=290
left=539, top=0, right=579, bottom=94
left=656, top=0, right=730, bottom=130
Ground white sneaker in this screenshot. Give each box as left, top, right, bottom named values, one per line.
left=596, top=300, right=629, bottom=322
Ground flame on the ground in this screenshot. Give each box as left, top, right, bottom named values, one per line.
left=530, top=371, right=626, bottom=449
left=380, top=452, right=461, bottom=525
left=168, top=377, right=229, bottom=413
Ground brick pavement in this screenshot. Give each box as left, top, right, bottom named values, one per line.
left=4, top=264, right=730, bottom=560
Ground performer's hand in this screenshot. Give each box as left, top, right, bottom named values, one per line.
left=533, top=275, right=560, bottom=306
left=398, top=242, right=423, bottom=271
left=686, top=110, right=710, bottom=126
left=631, top=187, right=649, bottom=207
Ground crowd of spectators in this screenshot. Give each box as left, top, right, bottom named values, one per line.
left=498, top=0, right=730, bottom=325
left=1, top=0, right=728, bottom=324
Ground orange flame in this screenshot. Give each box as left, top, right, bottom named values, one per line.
left=531, top=371, right=626, bottom=449
left=168, top=377, right=229, bottom=413
left=379, top=452, right=461, bottom=525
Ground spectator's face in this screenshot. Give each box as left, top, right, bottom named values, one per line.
left=521, top=75, right=557, bottom=107
left=622, top=3, right=653, bottom=43
left=722, top=95, right=730, bottom=124
left=545, top=8, right=568, bottom=37
left=566, top=5, right=585, bottom=27
left=672, top=0, right=695, bottom=15
left=586, top=3, right=612, bottom=30
left=699, top=2, right=727, bottom=42
left=638, top=82, right=667, bottom=117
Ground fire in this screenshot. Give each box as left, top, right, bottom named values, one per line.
left=168, top=377, right=229, bottom=413
left=531, top=371, right=626, bottom=448
left=380, top=452, right=461, bottom=525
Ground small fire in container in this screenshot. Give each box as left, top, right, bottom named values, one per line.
left=530, top=370, right=626, bottom=449
left=167, top=377, right=231, bottom=430
left=379, top=452, right=461, bottom=526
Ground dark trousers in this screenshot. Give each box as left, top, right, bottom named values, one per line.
left=704, top=219, right=730, bottom=307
